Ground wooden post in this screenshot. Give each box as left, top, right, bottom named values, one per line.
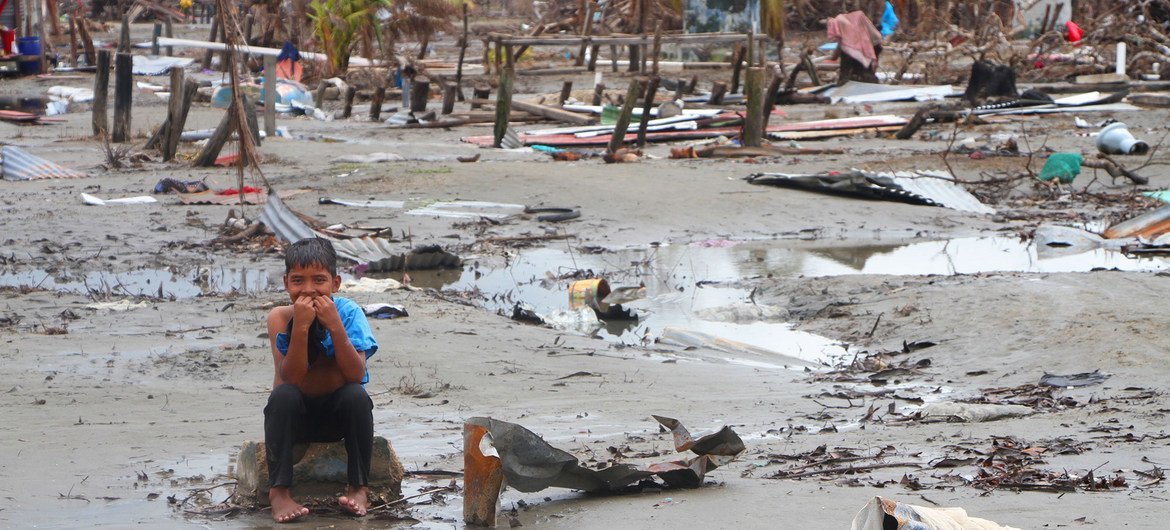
left=650, top=22, right=662, bottom=77
left=315, top=81, right=328, bottom=108
left=762, top=69, right=783, bottom=130
left=455, top=3, right=469, bottom=101
left=370, top=86, right=386, bottom=119
left=164, top=80, right=199, bottom=160
left=442, top=85, right=457, bottom=114
left=47, top=0, right=61, bottom=36
left=410, top=80, right=430, bottom=113
left=218, top=19, right=229, bottom=72
left=202, top=16, right=219, bottom=70
left=67, top=16, right=79, bottom=68
left=587, top=44, right=600, bottom=71
left=609, top=44, right=618, bottom=72
left=193, top=108, right=235, bottom=167
left=708, top=81, right=727, bottom=105
left=243, top=95, right=261, bottom=146
left=244, top=13, right=254, bottom=45
left=77, top=17, right=96, bottom=66
left=263, top=55, right=276, bottom=136
left=575, top=1, right=593, bottom=67
left=686, top=75, right=698, bottom=94
left=636, top=76, right=659, bottom=148
left=608, top=78, right=641, bottom=153
left=118, top=15, right=130, bottom=53
left=164, top=18, right=174, bottom=56
left=592, top=82, right=605, bottom=106
left=492, top=48, right=515, bottom=148
left=151, top=22, right=162, bottom=55
left=471, top=86, right=490, bottom=109
left=155, top=66, right=184, bottom=154
left=559, top=81, right=573, bottom=106
left=730, top=44, right=745, bottom=94
left=112, top=52, right=133, bottom=143
left=743, top=66, right=764, bottom=147
left=342, top=86, right=357, bottom=118
left=92, top=49, right=111, bottom=136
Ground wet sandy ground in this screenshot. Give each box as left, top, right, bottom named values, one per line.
left=3, top=21, right=1170, bottom=529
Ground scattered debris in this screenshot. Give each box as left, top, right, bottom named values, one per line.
left=746, top=171, right=996, bottom=214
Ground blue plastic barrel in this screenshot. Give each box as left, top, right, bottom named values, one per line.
left=17, top=36, right=42, bottom=74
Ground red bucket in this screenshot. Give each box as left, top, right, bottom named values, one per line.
left=0, top=29, right=15, bottom=55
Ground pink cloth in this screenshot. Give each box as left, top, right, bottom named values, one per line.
left=827, top=11, right=883, bottom=70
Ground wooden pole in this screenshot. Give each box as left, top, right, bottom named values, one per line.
left=471, top=86, right=491, bottom=109
left=587, top=44, right=600, bottom=71
left=651, top=22, right=662, bottom=77
left=575, top=1, right=593, bottom=67
left=92, top=49, right=110, bottom=136
left=410, top=80, right=430, bottom=113
left=730, top=44, right=745, bottom=94
left=193, top=108, right=235, bottom=167
left=762, top=69, right=783, bottom=130
left=591, top=82, right=605, bottom=105
left=244, top=13, right=254, bottom=45
left=263, top=55, right=277, bottom=135
left=218, top=19, right=229, bottom=72
left=77, top=16, right=95, bottom=66
left=118, top=15, right=130, bottom=53
left=243, top=95, right=261, bottom=146
left=492, top=47, right=515, bottom=148
left=635, top=76, right=659, bottom=148
left=342, top=85, right=357, bottom=118
left=151, top=22, right=162, bottom=55
left=164, top=80, right=198, bottom=160
left=708, top=81, right=727, bottom=104
left=165, top=17, right=174, bottom=56
left=315, top=80, right=328, bottom=108
left=158, top=67, right=185, bottom=157
left=67, top=16, right=79, bottom=68
left=455, top=3, right=469, bottom=101
left=607, top=78, right=641, bottom=153
left=47, top=0, right=60, bottom=36
left=442, top=85, right=457, bottom=114
left=112, top=52, right=132, bottom=143
left=370, top=86, right=386, bottom=120
left=743, top=66, right=764, bottom=147
left=559, top=81, right=573, bottom=106
left=202, top=16, right=219, bottom=70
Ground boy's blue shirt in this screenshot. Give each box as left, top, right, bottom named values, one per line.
left=275, top=296, right=379, bottom=384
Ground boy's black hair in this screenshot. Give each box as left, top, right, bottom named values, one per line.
left=284, top=237, right=338, bottom=276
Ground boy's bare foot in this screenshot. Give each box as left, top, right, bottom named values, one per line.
left=338, top=485, right=369, bottom=516
left=269, top=487, right=310, bottom=523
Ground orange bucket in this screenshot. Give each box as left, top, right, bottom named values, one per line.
left=568, top=278, right=610, bottom=313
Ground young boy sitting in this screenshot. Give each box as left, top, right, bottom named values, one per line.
left=265, top=238, right=379, bottom=522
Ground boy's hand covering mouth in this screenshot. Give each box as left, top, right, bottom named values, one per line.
left=313, top=295, right=344, bottom=331
left=293, top=296, right=316, bottom=325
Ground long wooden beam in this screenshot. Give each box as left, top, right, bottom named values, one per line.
left=489, top=32, right=770, bottom=47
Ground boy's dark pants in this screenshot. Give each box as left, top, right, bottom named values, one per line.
left=264, top=383, right=374, bottom=488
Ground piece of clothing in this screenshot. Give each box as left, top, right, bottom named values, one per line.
left=881, top=1, right=899, bottom=37
left=827, top=11, right=883, bottom=70
left=264, top=383, right=374, bottom=488
left=276, top=296, right=379, bottom=384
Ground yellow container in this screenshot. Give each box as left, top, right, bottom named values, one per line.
left=568, top=278, right=611, bottom=313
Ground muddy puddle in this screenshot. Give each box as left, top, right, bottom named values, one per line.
left=393, top=236, right=1167, bottom=367
left=0, top=266, right=272, bottom=298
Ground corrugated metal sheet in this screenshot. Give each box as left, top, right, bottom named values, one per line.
left=260, top=192, right=425, bottom=265
left=746, top=170, right=995, bottom=215
left=1, top=146, right=88, bottom=180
